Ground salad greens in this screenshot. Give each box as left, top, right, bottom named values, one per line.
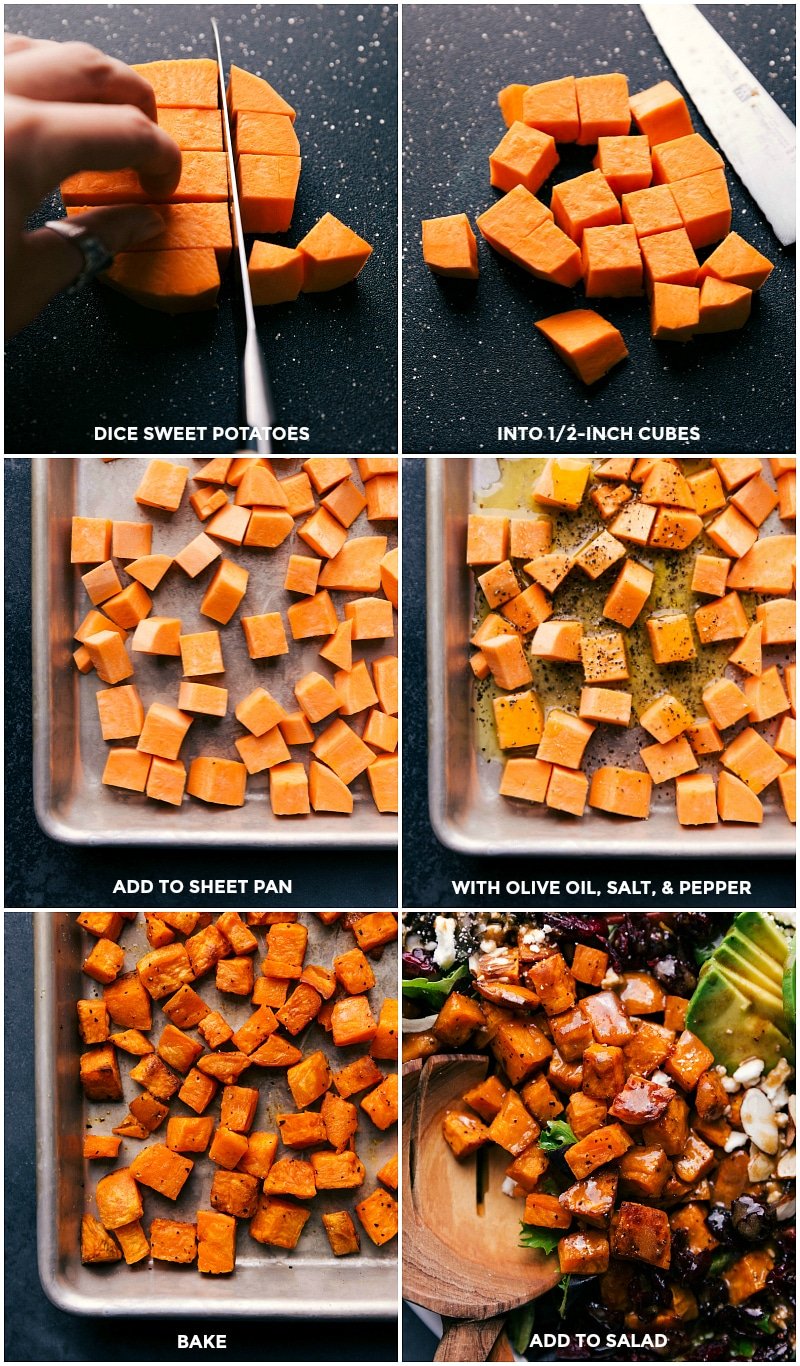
left=401, top=962, right=468, bottom=1007
left=538, top=1120, right=578, bottom=1152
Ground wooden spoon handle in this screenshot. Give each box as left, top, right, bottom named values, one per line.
left=435, top=1315, right=508, bottom=1362
left=488, top=1329, right=515, bottom=1362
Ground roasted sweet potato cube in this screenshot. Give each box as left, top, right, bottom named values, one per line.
left=216, top=956, right=255, bottom=996
left=276, top=984, right=322, bottom=1036
left=642, top=1094, right=690, bottom=1155
left=580, top=991, right=634, bottom=1045
left=216, top=911, right=259, bottom=955
left=692, top=1113, right=732, bottom=1148
left=250, top=1194, right=311, bottom=1249
left=209, top=1126, right=250, bottom=1170
left=81, top=1214, right=121, bottom=1263
left=219, top=1084, right=259, bottom=1133
left=323, top=1210, right=361, bottom=1256
left=162, top=984, right=210, bottom=1028
left=502, top=1143, right=548, bottom=1193
left=619, top=973, right=667, bottom=1015
left=236, top=1130, right=278, bottom=1179
left=565, top=1124, right=633, bottom=1179
left=277, top=1111, right=327, bottom=1148
left=558, top=1230, right=610, bottom=1275
left=150, top=1218, right=197, bottom=1263
left=566, top=1091, right=608, bottom=1138
left=333, top=1054, right=383, bottom=1098
left=664, top=996, right=689, bottom=1032
left=723, top=1248, right=775, bottom=1306
left=355, top=1187, right=398, bottom=1246
left=249, top=1034, right=303, bottom=1067
left=377, top=1153, right=398, bottom=1190
left=461, top=1076, right=505, bottom=1120
left=609, top=1073, right=675, bottom=1125
left=197, top=1209, right=236, bottom=1274
left=137, top=944, right=193, bottom=1001
left=96, top=1167, right=144, bottom=1229
left=695, top=1070, right=729, bottom=1120
left=166, top=1116, right=215, bottom=1153
left=321, top=1091, right=359, bottom=1150
left=130, top=1143, right=193, bottom=1199
left=130, top=1052, right=181, bottom=1102
left=83, top=937, right=126, bottom=985
left=288, top=1049, right=332, bottom=1108
left=622, top=1021, right=676, bottom=1076
left=264, top=1156, right=316, bottom=1199
left=157, top=1023, right=204, bottom=1073
left=524, top=1192, right=572, bottom=1229
left=331, top=995, right=377, bottom=1047
left=232, top=1005, right=280, bottom=1053
left=114, top=1219, right=150, bottom=1265
left=197, top=1010, right=234, bottom=1049
left=670, top=1201, right=719, bottom=1255
left=128, top=1092, right=169, bottom=1132
left=570, top=944, right=609, bottom=986
left=198, top=1051, right=252, bottom=1085
left=674, top=1131, right=716, bottom=1183
left=77, top=999, right=111, bottom=1045
left=84, top=1134, right=123, bottom=1160
left=333, top=946, right=376, bottom=995
left=145, top=915, right=176, bottom=949
left=664, top=1030, right=715, bottom=1090
left=443, top=1109, right=492, bottom=1158
left=252, top=976, right=290, bottom=1009
left=713, top=1151, right=750, bottom=1207
left=611, top=1201, right=671, bottom=1269
left=549, top=1048, right=584, bottom=1094
left=80, top=1044, right=123, bottom=1101
left=311, top=1150, right=367, bottom=1189
left=178, top=1067, right=218, bottom=1114
left=520, top=1074, right=562, bottom=1122
left=186, top=924, right=230, bottom=978
left=370, top=998, right=399, bottom=1061
left=262, top=922, right=308, bottom=979
left=300, top=964, right=338, bottom=1000
left=78, top=912, right=125, bottom=940
left=560, top=1169, right=618, bottom=1227
left=549, top=1005, right=595, bottom=1062
left=361, top=1072, right=399, bottom=1131
left=491, top=1019, right=553, bottom=1085
left=582, top=1044, right=626, bottom=1101
left=104, top=972, right=153, bottom=1030
left=210, top=1169, right=260, bottom=1218
left=618, top=1145, right=671, bottom=1199
left=526, top=952, right=577, bottom=1015
left=351, top=912, right=398, bottom=952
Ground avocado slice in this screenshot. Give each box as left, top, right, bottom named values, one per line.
left=732, top=911, right=790, bottom=966
left=686, top=965, right=793, bottom=1074
left=783, top=940, right=796, bottom=1030
left=715, top=963, right=787, bottom=1030
left=710, top=942, right=786, bottom=1002
left=719, top=929, right=785, bottom=988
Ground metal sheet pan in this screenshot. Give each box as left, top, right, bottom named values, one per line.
left=35, top=912, right=398, bottom=1318
left=32, top=458, right=397, bottom=847
left=427, top=457, right=795, bottom=858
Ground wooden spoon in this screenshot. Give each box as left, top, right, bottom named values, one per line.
left=403, top=1055, right=560, bottom=1362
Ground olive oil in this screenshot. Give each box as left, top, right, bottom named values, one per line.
left=471, top=459, right=750, bottom=767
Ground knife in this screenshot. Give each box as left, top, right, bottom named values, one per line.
left=641, top=3, right=796, bottom=246
left=211, top=17, right=277, bottom=454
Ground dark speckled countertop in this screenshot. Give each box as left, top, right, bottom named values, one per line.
left=402, top=5, right=796, bottom=454
left=5, top=4, right=397, bottom=455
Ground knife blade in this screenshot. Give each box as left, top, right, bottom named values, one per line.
left=211, top=17, right=277, bottom=453
left=641, top=3, right=796, bottom=246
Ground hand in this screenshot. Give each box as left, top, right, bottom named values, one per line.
left=5, top=35, right=183, bottom=335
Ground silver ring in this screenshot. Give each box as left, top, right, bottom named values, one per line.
left=43, top=219, right=114, bottom=293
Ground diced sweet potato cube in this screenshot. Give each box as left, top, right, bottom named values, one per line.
left=84, top=1134, right=123, bottom=1160
left=491, top=1019, right=553, bottom=1084
left=559, top=1169, right=618, bottom=1227
left=196, top=1209, right=236, bottom=1274
left=443, top=1109, right=492, bottom=1159
left=331, top=995, right=377, bottom=1048
left=611, top=1201, right=671, bottom=1269
left=332, top=1054, right=383, bottom=1098
left=96, top=1168, right=144, bottom=1230
left=565, top=1092, right=607, bottom=1139
left=150, top=1218, right=197, bottom=1264
left=609, top=1073, right=675, bottom=1125
left=355, top=1188, right=398, bottom=1247
left=558, top=1229, right=610, bottom=1275
left=166, top=1116, right=215, bottom=1153
left=664, top=1030, right=715, bottom=1090
left=322, top=1210, right=361, bottom=1256
left=80, top=1044, right=123, bottom=1101
left=463, top=1075, right=510, bottom=1122
left=81, top=1214, right=121, bottom=1263
left=250, top=1194, right=310, bottom=1250
left=210, top=1170, right=260, bottom=1219
left=618, top=1146, right=671, bottom=1199
left=287, top=1049, right=332, bottom=1108
left=564, top=1124, right=633, bottom=1179
left=524, top=1192, right=572, bottom=1229
left=582, top=1043, right=626, bottom=1100
left=642, top=1095, right=690, bottom=1155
